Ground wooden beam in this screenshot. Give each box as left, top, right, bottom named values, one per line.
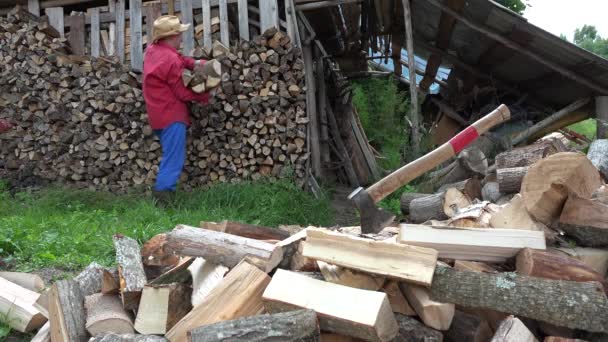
left=67, top=13, right=85, bottom=55
left=28, top=0, right=40, bottom=16
left=597, top=96, right=608, bottom=138
left=115, top=0, right=125, bottom=63
left=202, top=0, right=211, bottom=50
left=237, top=0, right=249, bottom=40
left=129, top=0, right=143, bottom=70
left=430, top=266, right=608, bottom=333
left=302, top=228, right=438, bottom=286
left=259, top=0, right=278, bottom=33
left=108, top=0, right=115, bottom=55
left=263, top=269, right=399, bottom=341
left=398, top=224, right=546, bottom=262
left=218, top=0, right=229, bottom=46
left=422, top=0, right=608, bottom=95
left=144, top=2, right=161, bottom=46
left=90, top=8, right=100, bottom=57
left=45, top=7, right=64, bottom=37
left=301, top=39, right=321, bottom=177
left=180, top=0, right=194, bottom=56
left=402, top=0, right=420, bottom=155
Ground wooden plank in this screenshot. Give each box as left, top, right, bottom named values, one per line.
left=430, top=266, right=608, bottom=333
left=67, top=13, right=85, bottom=55
left=181, top=0, right=194, bottom=56
left=350, top=108, right=381, bottom=179
left=107, top=0, right=115, bottom=55
left=302, top=228, right=438, bottom=286
left=202, top=0, right=212, bottom=49
left=45, top=7, right=64, bottom=37
left=263, top=269, right=399, bottom=342
left=28, top=0, right=40, bottom=16
left=218, top=0, right=229, bottom=45
left=402, top=0, right=420, bottom=155
left=398, top=224, right=546, bottom=262
left=129, top=0, right=143, bottom=70
left=259, top=0, right=278, bottom=33
left=165, top=261, right=271, bottom=342
left=597, top=96, right=608, bottom=139
left=90, top=7, right=100, bottom=57
left=188, top=257, right=229, bottom=307
left=236, top=0, right=249, bottom=40
left=302, top=41, right=321, bottom=177
left=144, top=2, right=161, bottom=46
left=285, top=0, right=294, bottom=43
left=115, top=0, right=125, bottom=62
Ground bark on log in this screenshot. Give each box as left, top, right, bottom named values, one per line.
left=84, top=294, right=134, bottom=336
left=587, top=139, right=608, bottom=180
left=559, top=195, right=608, bottom=247
left=516, top=248, right=607, bottom=292
left=409, top=189, right=470, bottom=223
left=391, top=313, right=443, bottom=342
left=141, top=233, right=180, bottom=268
left=495, top=140, right=566, bottom=169
left=200, top=220, right=291, bottom=241
left=164, top=225, right=284, bottom=272
left=88, top=335, right=168, bottom=342
left=445, top=310, right=493, bottom=342
left=521, top=152, right=602, bottom=225
left=113, top=234, right=147, bottom=310
left=188, top=309, right=320, bottom=342
left=553, top=247, right=608, bottom=276
left=400, top=193, right=430, bottom=215
left=49, top=280, right=88, bottom=342
left=74, top=262, right=110, bottom=297
left=497, top=167, right=528, bottom=194
left=429, top=266, right=608, bottom=333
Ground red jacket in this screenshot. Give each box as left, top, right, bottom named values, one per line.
left=143, top=41, right=210, bottom=130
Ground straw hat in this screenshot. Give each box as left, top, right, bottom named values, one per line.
left=152, top=15, right=190, bottom=42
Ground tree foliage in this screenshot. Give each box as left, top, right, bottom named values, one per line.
left=495, top=0, right=528, bottom=15
left=572, top=25, right=608, bottom=58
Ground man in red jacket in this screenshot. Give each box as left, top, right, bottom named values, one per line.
left=143, top=15, right=213, bottom=204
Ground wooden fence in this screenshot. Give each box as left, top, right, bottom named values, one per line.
left=25, top=0, right=300, bottom=72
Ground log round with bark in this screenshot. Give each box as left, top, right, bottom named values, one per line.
left=497, top=167, right=528, bottom=194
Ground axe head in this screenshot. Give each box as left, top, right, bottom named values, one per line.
left=348, top=187, right=395, bottom=234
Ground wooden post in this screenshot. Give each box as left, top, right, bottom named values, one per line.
left=219, top=0, right=229, bottom=46
left=108, top=0, right=116, bottom=56
left=316, top=50, right=330, bottom=167
left=285, top=0, right=294, bottom=43
left=90, top=8, right=100, bottom=57
left=168, top=0, right=175, bottom=14
left=237, top=0, right=249, bottom=41
left=45, top=7, right=64, bottom=37
left=259, top=0, right=278, bottom=33
left=181, top=0, right=194, bottom=56
left=596, top=97, right=608, bottom=139
left=402, top=0, right=420, bottom=156
left=115, top=0, right=125, bottom=63
left=302, top=38, right=321, bottom=177
left=202, top=0, right=211, bottom=50
left=129, top=0, right=143, bottom=70
left=28, top=0, right=40, bottom=16
left=145, top=2, right=162, bottom=45
left=67, top=13, right=86, bottom=55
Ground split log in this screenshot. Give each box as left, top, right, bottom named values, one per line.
left=113, top=234, right=147, bottom=310
left=0, top=272, right=45, bottom=292
left=430, top=266, right=608, bottom=333
left=188, top=309, right=320, bottom=342
left=164, top=225, right=284, bottom=272
left=592, top=185, right=608, bottom=204
left=400, top=193, right=430, bottom=215
left=34, top=289, right=50, bottom=318
left=559, top=195, right=608, bottom=247
left=453, top=260, right=498, bottom=273
left=165, top=260, right=271, bottom=342
left=84, top=294, right=134, bottom=336
left=134, top=284, right=191, bottom=334
left=188, top=257, right=228, bottom=307
left=445, top=310, right=493, bottom=342
left=0, top=277, right=46, bottom=333
left=392, top=313, right=443, bottom=341
left=149, top=257, right=194, bottom=285
left=302, top=228, right=438, bottom=286
left=31, top=322, right=50, bottom=342
left=291, top=242, right=319, bottom=271
left=587, top=139, right=608, bottom=179
left=74, top=262, right=110, bottom=297
left=437, top=178, right=483, bottom=200
left=102, top=269, right=120, bottom=294
left=553, top=247, right=608, bottom=276
left=516, top=248, right=607, bottom=292
left=317, top=261, right=385, bottom=291
left=274, top=228, right=308, bottom=270
left=49, top=280, right=88, bottom=342
left=382, top=281, right=415, bottom=316
left=409, top=189, right=471, bottom=223
left=521, top=152, right=602, bottom=225
left=447, top=202, right=500, bottom=228
left=89, top=334, right=168, bottom=342
left=495, top=140, right=566, bottom=169
left=200, top=220, right=290, bottom=241
left=263, top=269, right=398, bottom=342
left=141, top=233, right=180, bottom=268
left=491, top=316, right=538, bottom=342
left=490, top=194, right=541, bottom=230
left=398, top=224, right=546, bottom=262
left=400, top=283, right=455, bottom=331
left=497, top=167, right=528, bottom=194
left=481, top=182, right=502, bottom=203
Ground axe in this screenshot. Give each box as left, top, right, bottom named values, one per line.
left=349, top=104, right=511, bottom=234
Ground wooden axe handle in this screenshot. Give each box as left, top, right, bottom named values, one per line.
left=367, top=104, right=511, bottom=203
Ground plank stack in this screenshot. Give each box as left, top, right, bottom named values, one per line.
left=0, top=8, right=308, bottom=191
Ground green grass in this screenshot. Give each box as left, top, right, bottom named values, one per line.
left=0, top=180, right=332, bottom=271
left=568, top=118, right=597, bottom=140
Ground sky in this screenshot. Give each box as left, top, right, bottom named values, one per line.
left=523, top=0, right=608, bottom=41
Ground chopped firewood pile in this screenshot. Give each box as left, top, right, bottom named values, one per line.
left=0, top=9, right=309, bottom=191
left=3, top=138, right=608, bottom=342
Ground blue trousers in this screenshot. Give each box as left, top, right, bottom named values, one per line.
left=154, top=122, right=186, bottom=192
